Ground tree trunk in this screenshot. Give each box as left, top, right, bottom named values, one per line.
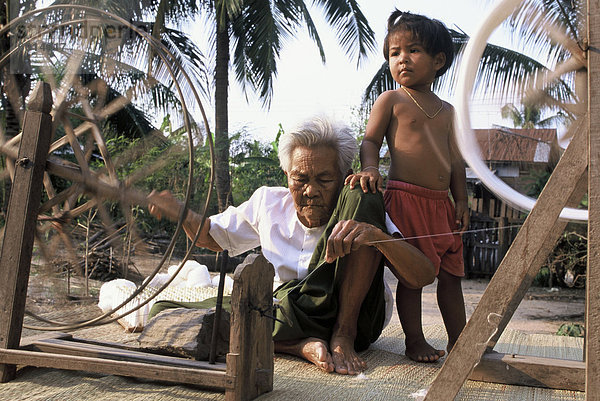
left=214, top=8, right=232, bottom=212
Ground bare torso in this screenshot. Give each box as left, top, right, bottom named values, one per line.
left=384, top=90, right=453, bottom=191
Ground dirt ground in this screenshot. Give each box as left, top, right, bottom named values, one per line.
left=383, top=269, right=586, bottom=336
left=25, top=254, right=586, bottom=337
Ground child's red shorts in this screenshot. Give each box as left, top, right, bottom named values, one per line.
left=384, top=180, right=464, bottom=277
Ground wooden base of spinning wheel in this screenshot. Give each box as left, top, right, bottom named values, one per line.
left=0, top=82, right=274, bottom=401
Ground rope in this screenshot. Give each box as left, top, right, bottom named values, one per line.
left=274, top=223, right=523, bottom=311
left=367, top=224, right=524, bottom=245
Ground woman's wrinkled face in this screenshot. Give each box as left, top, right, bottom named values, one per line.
left=286, top=145, right=343, bottom=228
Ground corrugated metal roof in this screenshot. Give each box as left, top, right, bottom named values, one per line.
left=473, top=128, right=557, bottom=163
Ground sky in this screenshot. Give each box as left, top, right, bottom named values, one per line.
left=195, top=0, right=519, bottom=143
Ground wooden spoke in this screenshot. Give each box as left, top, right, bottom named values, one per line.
left=53, top=50, right=85, bottom=117
left=49, top=120, right=93, bottom=154
left=87, top=79, right=108, bottom=112
left=41, top=172, right=62, bottom=215
left=78, top=97, right=117, bottom=184
left=66, top=198, right=98, bottom=221
left=522, top=57, right=584, bottom=108
left=59, top=116, right=92, bottom=179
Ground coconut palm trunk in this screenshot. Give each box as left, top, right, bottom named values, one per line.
left=214, top=8, right=232, bottom=212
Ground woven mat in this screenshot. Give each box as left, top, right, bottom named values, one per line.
left=1, top=322, right=584, bottom=401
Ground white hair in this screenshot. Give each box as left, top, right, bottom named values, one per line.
left=278, top=116, right=358, bottom=176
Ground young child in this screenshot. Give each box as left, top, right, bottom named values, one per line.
left=347, top=10, right=469, bottom=362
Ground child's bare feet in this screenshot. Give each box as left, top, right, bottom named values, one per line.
left=405, top=337, right=445, bottom=362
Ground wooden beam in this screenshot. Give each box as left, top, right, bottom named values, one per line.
left=19, top=333, right=73, bottom=348
left=0, top=82, right=53, bottom=382
left=587, top=0, right=600, bottom=397
left=22, top=337, right=227, bottom=372
left=424, top=120, right=588, bottom=400
left=225, top=254, right=274, bottom=401
left=0, top=348, right=233, bottom=389
left=470, top=352, right=585, bottom=391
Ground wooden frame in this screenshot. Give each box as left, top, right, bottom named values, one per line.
left=0, top=82, right=274, bottom=401
left=423, top=2, right=599, bottom=399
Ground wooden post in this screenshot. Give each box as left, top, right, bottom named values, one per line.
left=586, top=0, right=600, bottom=396
left=0, top=82, right=53, bottom=382
left=225, top=254, right=274, bottom=401
left=424, top=120, right=588, bottom=400
left=497, top=216, right=509, bottom=262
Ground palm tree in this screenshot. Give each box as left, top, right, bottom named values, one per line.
left=362, top=0, right=580, bottom=115
left=209, top=0, right=375, bottom=211
left=501, top=102, right=569, bottom=128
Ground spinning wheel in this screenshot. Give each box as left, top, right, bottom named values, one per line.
left=0, top=5, right=210, bottom=331
left=422, top=0, right=600, bottom=398
left=454, top=0, right=588, bottom=220
left=0, top=6, right=274, bottom=400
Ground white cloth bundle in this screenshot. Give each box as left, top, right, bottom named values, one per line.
left=97, top=261, right=232, bottom=331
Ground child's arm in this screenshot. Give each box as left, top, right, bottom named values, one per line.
left=345, top=92, right=393, bottom=193
left=448, top=113, right=469, bottom=233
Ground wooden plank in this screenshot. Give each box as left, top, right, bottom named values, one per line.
left=470, top=352, right=585, bottom=391
left=587, top=0, right=600, bottom=396
left=0, top=82, right=53, bottom=382
left=19, top=333, right=72, bottom=348
left=497, top=217, right=509, bottom=261
left=225, top=254, right=274, bottom=401
left=22, top=338, right=227, bottom=372
left=423, top=121, right=589, bottom=400
left=0, top=348, right=233, bottom=389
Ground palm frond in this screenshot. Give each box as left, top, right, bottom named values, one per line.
left=311, top=0, right=375, bottom=66
left=159, top=27, right=212, bottom=103
left=283, top=0, right=326, bottom=63
left=474, top=41, right=574, bottom=103
left=537, top=110, right=572, bottom=127
left=507, top=0, right=583, bottom=65
left=500, top=103, right=524, bottom=127
left=231, top=0, right=291, bottom=106
left=362, top=61, right=395, bottom=111
left=215, top=0, right=244, bottom=24
left=50, top=0, right=147, bottom=22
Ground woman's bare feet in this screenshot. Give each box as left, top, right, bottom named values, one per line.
left=405, top=337, right=445, bottom=362
left=329, top=334, right=366, bottom=375
left=274, top=338, right=334, bottom=373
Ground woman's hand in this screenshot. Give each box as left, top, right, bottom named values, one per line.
left=147, top=190, right=184, bottom=222
left=324, top=220, right=383, bottom=263
left=147, top=190, right=222, bottom=252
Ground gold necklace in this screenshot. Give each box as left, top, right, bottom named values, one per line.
left=401, top=86, right=443, bottom=119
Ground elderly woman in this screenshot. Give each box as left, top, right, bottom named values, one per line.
left=148, top=116, right=434, bottom=375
